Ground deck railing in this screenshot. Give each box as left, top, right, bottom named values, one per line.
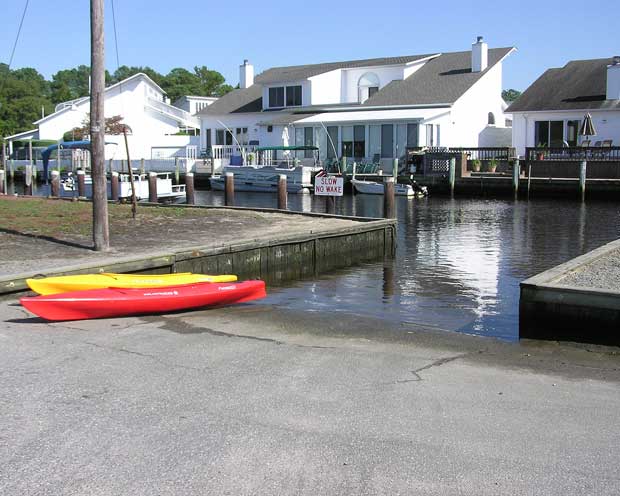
left=526, top=146, right=620, bottom=162
left=407, top=146, right=515, bottom=161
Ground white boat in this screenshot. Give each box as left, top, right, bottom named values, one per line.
left=61, top=172, right=92, bottom=191
left=119, top=172, right=186, bottom=201
left=351, top=179, right=428, bottom=197
left=210, top=146, right=320, bottom=194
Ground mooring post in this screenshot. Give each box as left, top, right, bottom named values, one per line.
left=24, top=164, right=33, bottom=196
left=175, top=156, right=180, bottom=184
left=185, top=172, right=195, bottom=205
left=512, top=158, right=520, bottom=199
left=579, top=160, right=587, bottom=202
left=50, top=170, right=60, bottom=197
left=277, top=174, right=287, bottom=210
left=148, top=171, right=158, bottom=202
left=111, top=171, right=119, bottom=201
left=449, top=158, right=456, bottom=198
left=527, top=164, right=532, bottom=199
left=393, top=158, right=398, bottom=178
left=225, top=172, right=234, bottom=206
left=0, top=170, right=5, bottom=195
left=326, top=196, right=336, bottom=214
left=140, top=158, right=145, bottom=175
left=108, top=158, right=113, bottom=175
left=384, top=176, right=396, bottom=218
left=9, top=160, right=14, bottom=181
left=77, top=169, right=86, bottom=198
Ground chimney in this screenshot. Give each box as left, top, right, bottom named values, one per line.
left=607, top=56, right=620, bottom=100
left=239, top=59, right=254, bottom=89
left=472, top=36, right=488, bottom=73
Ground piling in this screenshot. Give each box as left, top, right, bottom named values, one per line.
left=512, top=158, right=520, bottom=198
left=9, top=160, right=14, bottom=181
left=50, top=170, right=60, bottom=197
left=527, top=164, right=532, bottom=199
left=0, top=170, right=4, bottom=194
left=108, top=158, right=113, bottom=175
left=24, top=165, right=33, bottom=196
left=448, top=158, right=456, bottom=198
left=140, top=158, right=145, bottom=175
left=111, top=171, right=119, bottom=201
left=326, top=196, right=336, bottom=214
left=579, top=160, right=587, bottom=202
left=148, top=172, right=158, bottom=202
left=77, top=170, right=86, bottom=198
left=392, top=158, right=399, bottom=178
left=225, top=172, right=235, bottom=206
left=277, top=174, right=287, bottom=210
left=175, top=157, right=180, bottom=184
left=384, top=177, right=396, bottom=219
left=185, top=172, right=195, bottom=205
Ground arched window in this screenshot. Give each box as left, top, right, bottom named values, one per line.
left=488, top=112, right=496, bottom=125
left=358, top=72, right=380, bottom=103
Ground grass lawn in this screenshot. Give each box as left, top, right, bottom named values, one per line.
left=0, top=197, right=212, bottom=238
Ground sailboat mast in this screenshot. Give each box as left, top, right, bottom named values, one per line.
left=90, top=0, right=109, bottom=250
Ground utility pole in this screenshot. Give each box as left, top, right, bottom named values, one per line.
left=90, top=0, right=109, bottom=250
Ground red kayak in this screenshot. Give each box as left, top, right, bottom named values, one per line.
left=20, top=280, right=266, bottom=321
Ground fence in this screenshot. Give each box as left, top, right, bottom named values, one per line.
left=408, top=146, right=515, bottom=161
left=526, top=146, right=620, bottom=162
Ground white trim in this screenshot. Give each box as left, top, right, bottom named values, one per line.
left=4, top=128, right=39, bottom=141
left=509, top=108, right=620, bottom=115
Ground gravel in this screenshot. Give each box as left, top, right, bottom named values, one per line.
left=557, top=247, right=620, bottom=291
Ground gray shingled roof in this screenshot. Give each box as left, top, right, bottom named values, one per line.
left=506, top=58, right=620, bottom=112
left=364, top=48, right=513, bottom=106
left=254, top=54, right=437, bottom=84
left=198, top=48, right=514, bottom=117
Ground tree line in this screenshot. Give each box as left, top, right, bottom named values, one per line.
left=0, top=64, right=233, bottom=138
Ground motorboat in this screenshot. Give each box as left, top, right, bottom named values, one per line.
left=119, top=171, right=186, bottom=201
left=210, top=146, right=321, bottom=194
left=351, top=179, right=428, bottom=197
left=21, top=280, right=267, bottom=321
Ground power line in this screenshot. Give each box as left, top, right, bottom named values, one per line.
left=8, top=0, right=30, bottom=69
left=110, top=0, right=121, bottom=70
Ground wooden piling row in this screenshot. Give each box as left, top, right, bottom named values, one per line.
left=77, top=170, right=86, bottom=198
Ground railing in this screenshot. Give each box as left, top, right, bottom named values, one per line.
left=210, top=145, right=257, bottom=160
left=145, top=98, right=200, bottom=128
left=526, top=146, right=620, bottom=162
left=407, top=146, right=514, bottom=161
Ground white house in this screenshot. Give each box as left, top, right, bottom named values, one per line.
left=173, top=95, right=218, bottom=115
left=507, top=56, right=620, bottom=156
left=11, top=73, right=204, bottom=161
left=198, top=38, right=515, bottom=170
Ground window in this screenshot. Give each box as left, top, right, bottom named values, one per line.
left=216, top=129, right=224, bottom=146
left=353, top=125, right=365, bottom=158
left=381, top=124, right=393, bottom=158
left=286, top=85, right=302, bottom=106
left=407, top=123, right=418, bottom=148
left=269, top=87, right=284, bottom=107
left=267, top=125, right=273, bottom=133
left=304, top=127, right=314, bottom=158
left=358, top=72, right=380, bottom=103
left=488, top=112, right=496, bottom=125
left=535, top=120, right=563, bottom=146
left=226, top=130, right=233, bottom=146
left=369, top=125, right=381, bottom=159
left=206, top=128, right=211, bottom=149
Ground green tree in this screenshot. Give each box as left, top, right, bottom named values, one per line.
left=502, top=89, right=522, bottom=103
left=111, top=65, right=165, bottom=86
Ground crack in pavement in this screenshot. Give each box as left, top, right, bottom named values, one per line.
left=81, top=340, right=209, bottom=373
left=395, top=353, right=469, bottom=384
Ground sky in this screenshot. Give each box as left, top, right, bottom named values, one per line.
left=1, top=0, right=618, bottom=92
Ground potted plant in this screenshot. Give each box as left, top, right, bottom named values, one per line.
left=487, top=158, right=498, bottom=173
left=536, top=143, right=546, bottom=160
left=472, top=159, right=481, bottom=172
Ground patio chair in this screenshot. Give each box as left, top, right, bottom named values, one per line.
left=602, top=140, right=613, bottom=147
left=593, top=140, right=602, bottom=148
left=580, top=140, right=591, bottom=147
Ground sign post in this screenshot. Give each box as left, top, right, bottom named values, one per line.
left=314, top=171, right=344, bottom=214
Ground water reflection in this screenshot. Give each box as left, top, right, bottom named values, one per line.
left=192, top=190, right=620, bottom=341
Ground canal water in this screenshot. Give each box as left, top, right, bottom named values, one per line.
left=20, top=180, right=620, bottom=341
left=196, top=190, right=620, bottom=341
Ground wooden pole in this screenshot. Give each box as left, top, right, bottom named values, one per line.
left=325, top=196, right=336, bottom=214
left=225, top=172, right=234, bottom=206
left=90, top=0, right=110, bottom=250
left=50, top=170, right=60, bottom=197
left=111, top=171, right=119, bottom=201
left=185, top=172, right=195, bottom=205
left=277, top=174, right=287, bottom=210
left=579, top=160, right=587, bottom=202
left=0, top=170, right=4, bottom=195
left=175, top=156, right=180, bottom=184
left=527, top=164, right=532, bottom=199
left=24, top=164, right=33, bottom=196
left=512, top=158, right=520, bottom=199
left=148, top=172, right=158, bottom=203
left=77, top=170, right=86, bottom=198
left=1, top=140, right=6, bottom=195
left=448, top=157, right=456, bottom=198
left=123, top=128, right=137, bottom=218
left=384, top=177, right=395, bottom=218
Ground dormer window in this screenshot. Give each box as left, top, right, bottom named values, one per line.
left=358, top=72, right=380, bottom=103
left=286, top=86, right=302, bottom=106
left=269, top=87, right=284, bottom=108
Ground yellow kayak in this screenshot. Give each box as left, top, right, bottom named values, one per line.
left=27, top=272, right=238, bottom=295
